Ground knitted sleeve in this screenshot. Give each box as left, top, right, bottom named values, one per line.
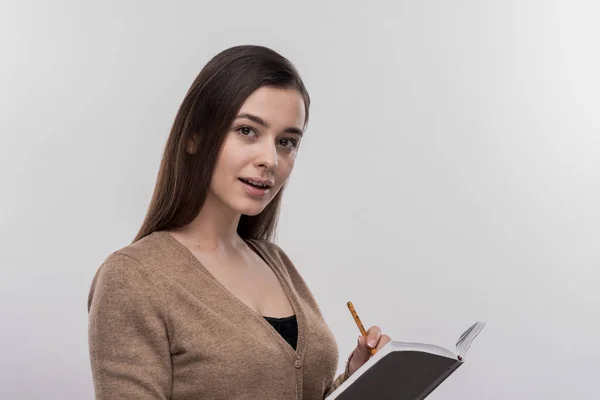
left=324, top=351, right=353, bottom=398
left=87, top=252, right=172, bottom=399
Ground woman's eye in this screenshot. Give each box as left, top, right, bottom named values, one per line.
left=237, top=126, right=257, bottom=137
left=279, top=138, right=298, bottom=149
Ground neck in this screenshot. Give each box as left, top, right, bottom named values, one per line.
left=172, top=192, right=244, bottom=254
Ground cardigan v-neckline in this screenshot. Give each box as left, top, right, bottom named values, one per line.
left=160, top=231, right=305, bottom=360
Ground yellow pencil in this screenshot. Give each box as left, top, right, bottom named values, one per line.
left=347, top=301, right=376, bottom=356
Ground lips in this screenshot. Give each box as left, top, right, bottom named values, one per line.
left=238, top=177, right=273, bottom=189
left=239, top=178, right=272, bottom=198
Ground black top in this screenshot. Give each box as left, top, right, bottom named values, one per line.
left=263, top=315, right=298, bottom=350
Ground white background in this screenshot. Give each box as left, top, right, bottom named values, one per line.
left=1, top=0, right=599, bottom=398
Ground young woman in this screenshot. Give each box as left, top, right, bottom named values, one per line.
left=87, top=45, right=391, bottom=399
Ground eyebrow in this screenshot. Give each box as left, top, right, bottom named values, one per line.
left=235, top=113, right=303, bottom=136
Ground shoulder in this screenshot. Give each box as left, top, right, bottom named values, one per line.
left=88, top=232, right=173, bottom=309
left=96, top=231, right=178, bottom=277
left=114, top=231, right=174, bottom=268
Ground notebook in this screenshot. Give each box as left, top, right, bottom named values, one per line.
left=326, top=321, right=485, bottom=400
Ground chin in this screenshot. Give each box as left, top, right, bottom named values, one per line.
left=241, top=210, right=263, bottom=217
left=235, top=201, right=270, bottom=217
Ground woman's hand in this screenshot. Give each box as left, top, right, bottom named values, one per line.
left=347, top=325, right=391, bottom=376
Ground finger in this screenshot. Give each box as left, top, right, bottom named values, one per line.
left=376, top=334, right=391, bottom=350
left=351, top=336, right=370, bottom=365
left=365, top=326, right=382, bottom=350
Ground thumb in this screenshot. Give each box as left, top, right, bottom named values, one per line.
left=349, top=336, right=370, bottom=374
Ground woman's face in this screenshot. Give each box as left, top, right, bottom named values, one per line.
left=207, top=86, right=306, bottom=217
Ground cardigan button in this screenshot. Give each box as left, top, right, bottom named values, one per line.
left=294, top=359, right=302, bottom=369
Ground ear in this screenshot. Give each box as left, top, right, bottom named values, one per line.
left=186, top=134, right=199, bottom=154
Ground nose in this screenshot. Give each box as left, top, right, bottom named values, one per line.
left=255, top=139, right=278, bottom=171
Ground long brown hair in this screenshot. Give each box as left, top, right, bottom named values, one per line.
left=133, top=45, right=310, bottom=243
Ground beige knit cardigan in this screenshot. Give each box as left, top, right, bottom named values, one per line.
left=88, top=231, right=348, bottom=399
